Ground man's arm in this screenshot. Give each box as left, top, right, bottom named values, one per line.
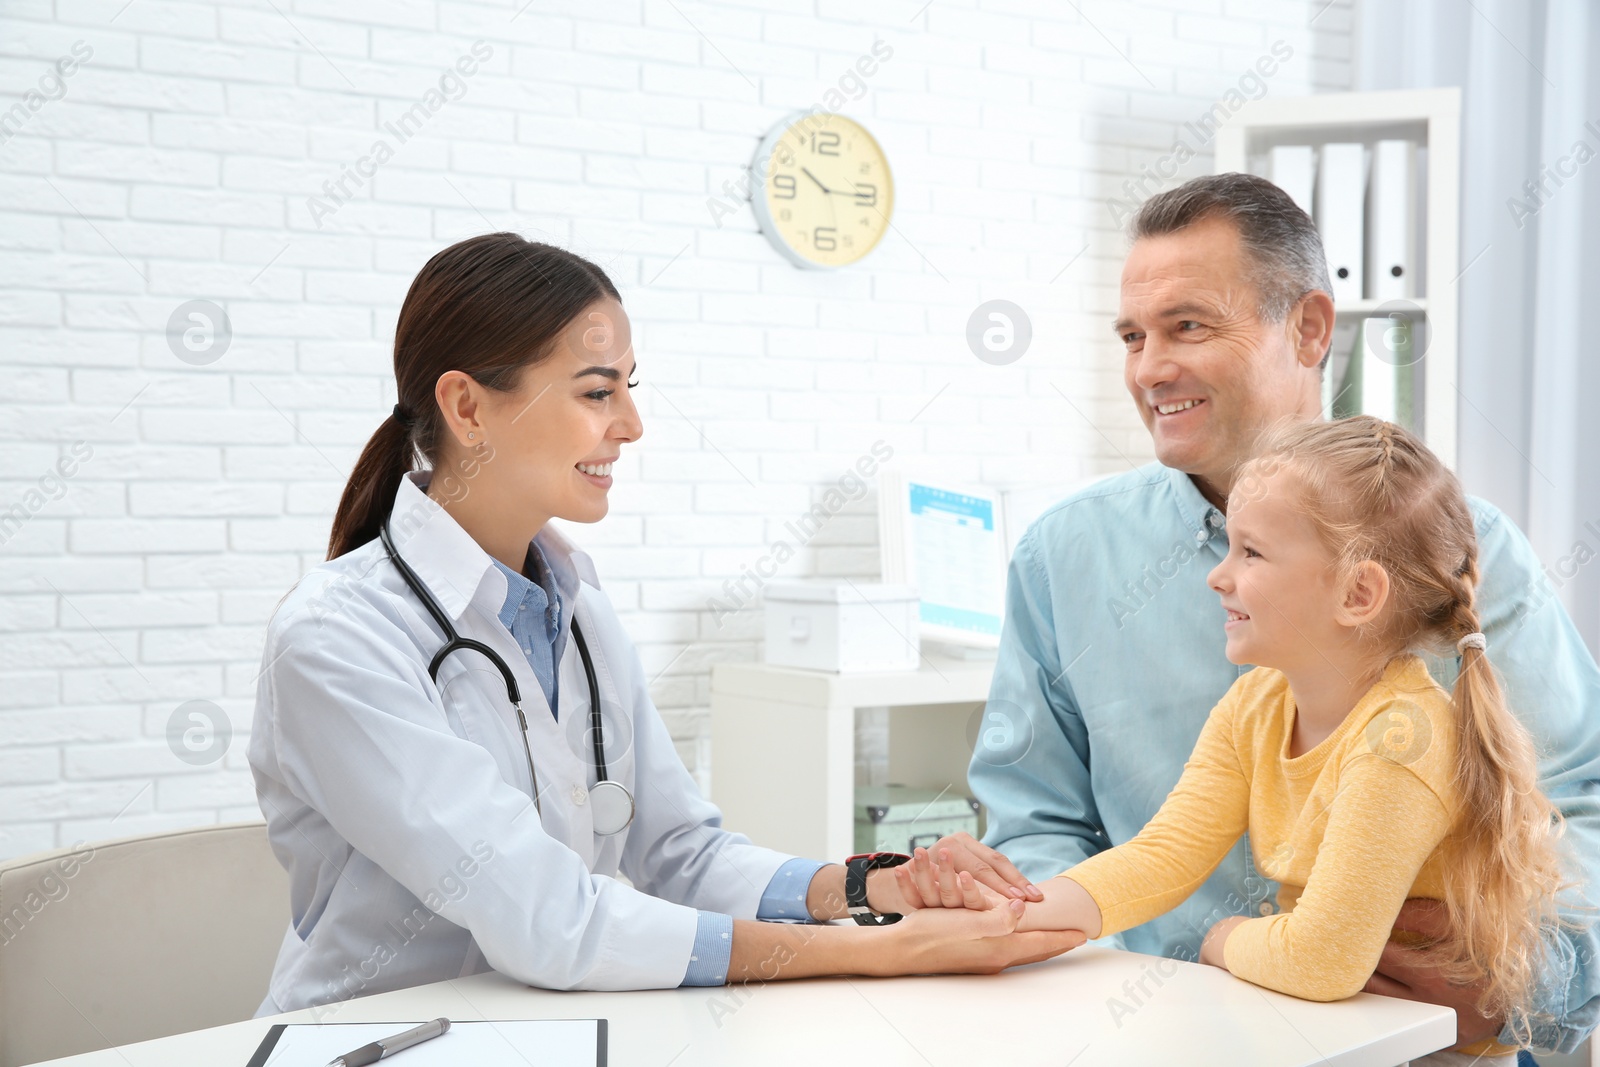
left=967, top=528, right=1113, bottom=887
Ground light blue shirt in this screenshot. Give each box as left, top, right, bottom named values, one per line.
left=493, top=542, right=827, bottom=987
left=682, top=858, right=829, bottom=985
left=972, top=462, right=1600, bottom=1053
left=492, top=545, right=563, bottom=718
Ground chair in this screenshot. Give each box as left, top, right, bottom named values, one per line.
left=0, top=821, right=289, bottom=1067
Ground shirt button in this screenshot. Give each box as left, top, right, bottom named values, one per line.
left=571, top=785, right=587, bottom=806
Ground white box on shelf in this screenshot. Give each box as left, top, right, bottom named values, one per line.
left=763, top=581, right=920, bottom=673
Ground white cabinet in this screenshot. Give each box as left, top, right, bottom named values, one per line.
left=708, top=655, right=992, bottom=861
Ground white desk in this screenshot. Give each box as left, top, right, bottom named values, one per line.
left=709, top=655, right=995, bottom=860
left=30, top=946, right=1453, bottom=1067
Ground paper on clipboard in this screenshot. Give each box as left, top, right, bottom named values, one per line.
left=245, top=1018, right=606, bottom=1067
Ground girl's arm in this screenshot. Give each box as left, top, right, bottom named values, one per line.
left=905, top=848, right=1105, bottom=934
left=916, top=695, right=1252, bottom=938
left=1027, top=697, right=1252, bottom=939
left=1014, top=874, right=1104, bottom=935
left=1214, top=754, right=1452, bottom=1002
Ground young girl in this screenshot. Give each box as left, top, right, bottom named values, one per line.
left=914, top=416, right=1569, bottom=1063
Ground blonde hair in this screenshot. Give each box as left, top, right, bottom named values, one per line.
left=1236, top=415, right=1568, bottom=1039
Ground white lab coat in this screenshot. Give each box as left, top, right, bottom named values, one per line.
left=248, top=472, right=793, bottom=1015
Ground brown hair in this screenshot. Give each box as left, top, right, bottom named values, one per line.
left=1239, top=415, right=1568, bottom=1038
left=326, top=233, right=620, bottom=560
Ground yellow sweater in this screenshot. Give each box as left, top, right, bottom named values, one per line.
left=1063, top=655, right=1513, bottom=1057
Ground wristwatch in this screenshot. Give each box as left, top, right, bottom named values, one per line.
left=845, top=852, right=911, bottom=926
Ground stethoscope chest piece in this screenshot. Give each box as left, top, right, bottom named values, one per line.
left=381, top=518, right=636, bottom=837
left=589, top=780, right=635, bottom=836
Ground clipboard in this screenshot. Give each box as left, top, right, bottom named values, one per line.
left=245, top=1018, right=608, bottom=1067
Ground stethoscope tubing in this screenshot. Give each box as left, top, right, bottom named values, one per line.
left=378, top=519, right=630, bottom=832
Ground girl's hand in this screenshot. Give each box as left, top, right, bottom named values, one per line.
left=1199, top=916, right=1248, bottom=968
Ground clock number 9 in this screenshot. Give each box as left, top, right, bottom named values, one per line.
left=809, top=131, right=840, bottom=156
left=813, top=226, right=838, bottom=251
left=772, top=174, right=797, bottom=200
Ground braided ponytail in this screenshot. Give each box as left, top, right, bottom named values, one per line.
left=1433, top=559, right=1565, bottom=1039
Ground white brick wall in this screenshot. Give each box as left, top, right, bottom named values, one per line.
left=0, top=0, right=1353, bottom=859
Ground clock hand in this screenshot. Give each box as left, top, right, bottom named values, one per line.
left=801, top=167, right=831, bottom=195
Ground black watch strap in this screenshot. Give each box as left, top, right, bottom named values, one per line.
left=845, top=852, right=910, bottom=926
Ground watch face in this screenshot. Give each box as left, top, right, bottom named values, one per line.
left=754, top=112, right=894, bottom=269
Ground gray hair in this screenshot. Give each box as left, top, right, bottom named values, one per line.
left=1130, top=172, right=1333, bottom=334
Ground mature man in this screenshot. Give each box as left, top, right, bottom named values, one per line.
left=962, top=173, right=1600, bottom=1055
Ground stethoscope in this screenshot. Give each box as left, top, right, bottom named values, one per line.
left=379, top=520, right=636, bottom=835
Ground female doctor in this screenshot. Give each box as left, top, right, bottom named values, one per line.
left=248, top=233, right=1079, bottom=1014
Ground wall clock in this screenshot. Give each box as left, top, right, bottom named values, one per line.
left=751, top=112, right=894, bottom=270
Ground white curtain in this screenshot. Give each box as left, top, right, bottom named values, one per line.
left=1357, top=0, right=1600, bottom=656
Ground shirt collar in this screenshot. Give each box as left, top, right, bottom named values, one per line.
left=384, top=471, right=600, bottom=623
left=493, top=554, right=550, bottom=633
left=1164, top=464, right=1228, bottom=546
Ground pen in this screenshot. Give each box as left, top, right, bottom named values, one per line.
left=324, top=1018, right=451, bottom=1067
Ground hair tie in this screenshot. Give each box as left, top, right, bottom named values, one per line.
left=392, top=402, right=414, bottom=427
left=1457, top=632, right=1486, bottom=654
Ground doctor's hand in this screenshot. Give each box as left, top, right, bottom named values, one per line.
left=876, top=848, right=1010, bottom=915
left=876, top=896, right=1088, bottom=976
left=896, top=834, right=1044, bottom=907
left=887, top=842, right=1041, bottom=914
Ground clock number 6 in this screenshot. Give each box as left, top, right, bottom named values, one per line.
left=813, top=226, right=837, bottom=252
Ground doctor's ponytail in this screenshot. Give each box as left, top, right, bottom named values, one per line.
left=326, top=233, right=621, bottom=560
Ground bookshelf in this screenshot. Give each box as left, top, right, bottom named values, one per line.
left=1214, top=88, right=1461, bottom=470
